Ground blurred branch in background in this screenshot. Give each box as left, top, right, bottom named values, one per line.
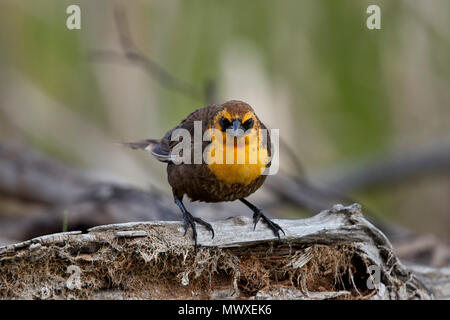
left=271, top=139, right=450, bottom=210
left=0, top=141, right=178, bottom=243
left=90, top=5, right=209, bottom=103
left=321, top=138, right=450, bottom=193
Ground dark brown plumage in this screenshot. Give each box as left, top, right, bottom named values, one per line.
left=125, top=100, right=284, bottom=245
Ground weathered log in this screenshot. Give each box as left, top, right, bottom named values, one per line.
left=0, top=204, right=437, bottom=300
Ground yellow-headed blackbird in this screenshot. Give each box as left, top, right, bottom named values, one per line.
left=125, top=100, right=284, bottom=245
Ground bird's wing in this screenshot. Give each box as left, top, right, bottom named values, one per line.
left=124, top=104, right=223, bottom=164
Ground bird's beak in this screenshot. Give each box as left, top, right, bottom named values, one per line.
left=232, top=119, right=243, bottom=137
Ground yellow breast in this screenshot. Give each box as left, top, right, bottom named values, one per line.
left=205, top=135, right=269, bottom=185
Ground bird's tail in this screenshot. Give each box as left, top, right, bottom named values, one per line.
left=121, top=139, right=171, bottom=163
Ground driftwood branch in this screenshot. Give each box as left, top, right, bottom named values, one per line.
left=0, top=204, right=440, bottom=300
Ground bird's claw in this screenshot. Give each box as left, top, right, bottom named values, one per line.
left=252, top=209, right=285, bottom=242
left=183, top=212, right=214, bottom=246
left=252, top=212, right=262, bottom=231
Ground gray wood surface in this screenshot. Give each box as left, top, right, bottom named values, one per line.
left=1, top=204, right=442, bottom=300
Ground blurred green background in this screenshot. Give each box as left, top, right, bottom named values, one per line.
left=0, top=1, right=449, bottom=238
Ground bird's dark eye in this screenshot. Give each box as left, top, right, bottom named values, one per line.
left=242, top=118, right=254, bottom=131
left=219, top=117, right=231, bottom=131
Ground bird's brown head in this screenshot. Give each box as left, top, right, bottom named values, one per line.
left=205, top=100, right=270, bottom=185
left=211, top=100, right=262, bottom=138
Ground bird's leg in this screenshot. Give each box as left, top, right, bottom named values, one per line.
left=240, top=198, right=285, bottom=241
left=174, top=198, right=214, bottom=246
